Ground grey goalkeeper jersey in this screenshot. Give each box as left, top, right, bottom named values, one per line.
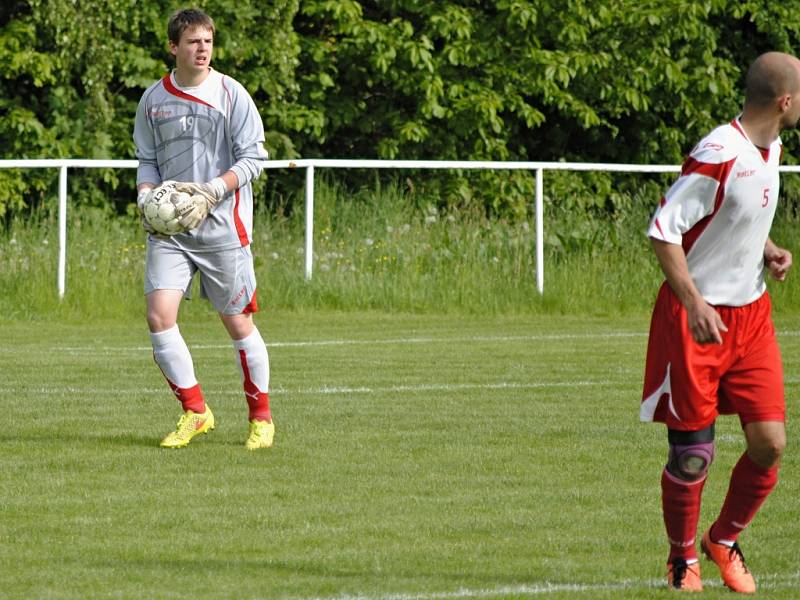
left=133, top=69, right=268, bottom=251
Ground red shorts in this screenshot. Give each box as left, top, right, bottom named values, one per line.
left=641, top=282, right=785, bottom=431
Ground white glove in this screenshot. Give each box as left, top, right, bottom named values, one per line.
left=173, top=194, right=209, bottom=231
left=173, top=178, right=227, bottom=231
left=137, top=187, right=156, bottom=234
left=174, top=177, right=227, bottom=206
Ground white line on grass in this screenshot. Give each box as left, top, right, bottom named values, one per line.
left=0, top=379, right=628, bottom=398
left=307, top=581, right=659, bottom=600
left=306, top=571, right=800, bottom=599
left=11, top=377, right=800, bottom=397
left=306, top=380, right=617, bottom=395
left=5, top=328, right=800, bottom=356
left=13, top=376, right=800, bottom=397
left=4, top=331, right=649, bottom=354
left=9, top=328, right=800, bottom=355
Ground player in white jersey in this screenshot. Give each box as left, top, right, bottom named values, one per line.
left=641, top=52, right=798, bottom=592
left=133, top=7, right=274, bottom=450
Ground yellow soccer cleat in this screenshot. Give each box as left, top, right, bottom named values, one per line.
left=160, top=406, right=215, bottom=448
left=245, top=419, right=274, bottom=450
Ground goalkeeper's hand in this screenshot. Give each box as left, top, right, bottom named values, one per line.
left=174, top=178, right=227, bottom=230
left=137, top=187, right=156, bottom=234
left=174, top=177, right=227, bottom=206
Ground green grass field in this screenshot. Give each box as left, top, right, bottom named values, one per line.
left=2, top=310, right=799, bottom=599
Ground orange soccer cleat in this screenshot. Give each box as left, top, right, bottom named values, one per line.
left=701, top=529, right=756, bottom=593
left=667, top=558, right=703, bottom=592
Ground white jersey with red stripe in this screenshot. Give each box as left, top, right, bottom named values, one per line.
left=133, top=69, right=268, bottom=251
left=648, top=118, right=781, bottom=306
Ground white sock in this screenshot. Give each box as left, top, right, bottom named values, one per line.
left=150, top=325, right=198, bottom=388
left=233, top=327, right=269, bottom=392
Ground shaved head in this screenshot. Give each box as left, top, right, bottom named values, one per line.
left=745, top=52, right=800, bottom=108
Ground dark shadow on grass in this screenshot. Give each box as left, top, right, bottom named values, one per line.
left=97, top=556, right=368, bottom=578
left=87, top=555, right=518, bottom=588
left=0, top=430, right=272, bottom=451
left=0, top=431, right=160, bottom=448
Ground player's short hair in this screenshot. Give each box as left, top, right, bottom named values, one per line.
left=167, top=7, right=215, bottom=45
left=745, top=52, right=800, bottom=108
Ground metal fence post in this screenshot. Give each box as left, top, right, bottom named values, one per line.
left=304, top=164, right=315, bottom=281
left=58, top=164, right=68, bottom=299
left=535, top=168, right=544, bottom=294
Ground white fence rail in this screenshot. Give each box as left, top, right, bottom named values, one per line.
left=13, top=157, right=793, bottom=298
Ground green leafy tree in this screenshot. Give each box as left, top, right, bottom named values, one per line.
left=293, top=0, right=800, bottom=215
left=0, top=0, right=300, bottom=216
left=4, top=0, right=800, bottom=219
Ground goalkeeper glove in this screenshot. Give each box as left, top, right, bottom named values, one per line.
left=137, top=187, right=156, bottom=234
left=173, top=177, right=227, bottom=230
left=175, top=177, right=227, bottom=205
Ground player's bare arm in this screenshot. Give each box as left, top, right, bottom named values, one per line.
left=651, top=237, right=728, bottom=344
left=764, top=237, right=792, bottom=281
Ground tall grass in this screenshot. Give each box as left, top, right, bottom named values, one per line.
left=1, top=177, right=799, bottom=321
left=0, top=207, right=145, bottom=321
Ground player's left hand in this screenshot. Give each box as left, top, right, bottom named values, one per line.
left=174, top=193, right=212, bottom=231
left=765, top=246, right=792, bottom=281
left=172, top=178, right=228, bottom=230
left=174, top=178, right=226, bottom=207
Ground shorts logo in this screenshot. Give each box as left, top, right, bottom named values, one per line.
left=736, top=169, right=755, bottom=179
left=702, top=142, right=724, bottom=151
left=230, top=286, right=247, bottom=308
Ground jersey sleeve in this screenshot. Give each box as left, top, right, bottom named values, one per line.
left=133, top=86, right=162, bottom=186
left=226, top=78, right=268, bottom=187
left=648, top=144, right=733, bottom=245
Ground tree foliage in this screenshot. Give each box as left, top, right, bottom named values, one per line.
left=3, top=0, right=800, bottom=218
left=0, top=0, right=299, bottom=216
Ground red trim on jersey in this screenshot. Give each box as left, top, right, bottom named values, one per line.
left=243, top=289, right=259, bottom=314
left=161, top=74, right=216, bottom=108
left=653, top=217, right=666, bottom=239
left=233, top=188, right=249, bottom=246
left=731, top=118, right=747, bottom=139
left=680, top=158, right=736, bottom=255
left=732, top=118, right=773, bottom=162
left=681, top=156, right=728, bottom=181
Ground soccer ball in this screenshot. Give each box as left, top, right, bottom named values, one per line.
left=142, top=181, right=191, bottom=235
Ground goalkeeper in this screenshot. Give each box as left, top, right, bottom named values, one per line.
left=132, top=7, right=273, bottom=450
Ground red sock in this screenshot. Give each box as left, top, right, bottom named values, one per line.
left=662, top=468, right=706, bottom=562
left=166, top=379, right=206, bottom=414
left=246, top=388, right=271, bottom=422
left=710, top=453, right=778, bottom=543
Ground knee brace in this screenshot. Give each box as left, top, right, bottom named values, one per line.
left=666, top=425, right=715, bottom=482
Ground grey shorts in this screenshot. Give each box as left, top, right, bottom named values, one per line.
left=145, top=238, right=259, bottom=315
